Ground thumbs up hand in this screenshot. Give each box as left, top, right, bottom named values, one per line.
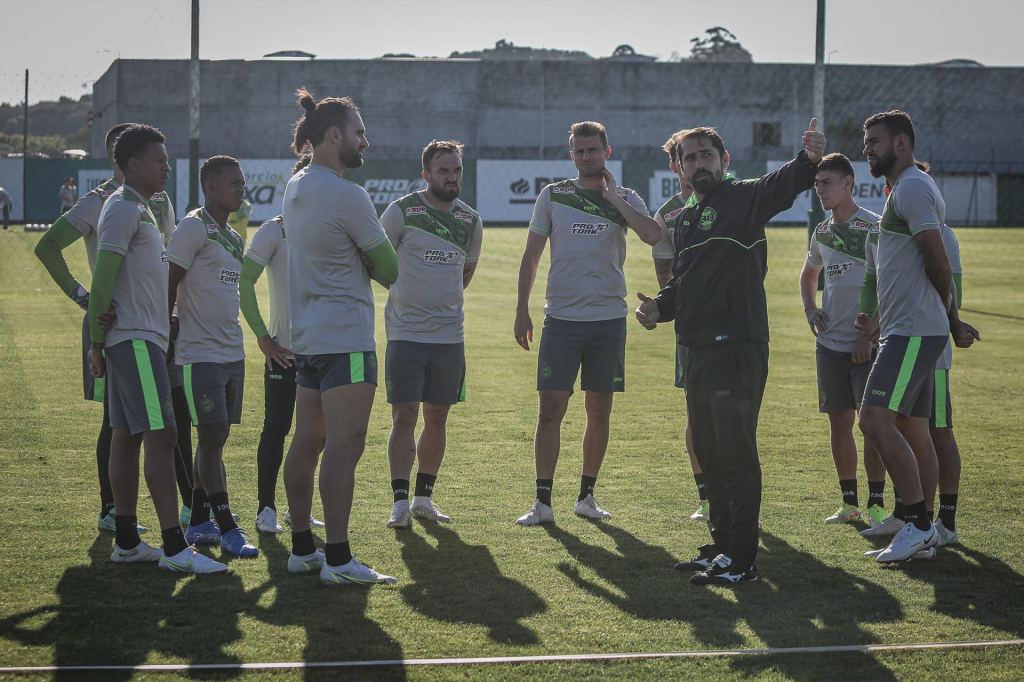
left=635, top=292, right=661, bottom=330
left=803, top=117, right=827, bottom=164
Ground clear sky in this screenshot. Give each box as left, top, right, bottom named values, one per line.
left=2, top=0, right=1022, bottom=104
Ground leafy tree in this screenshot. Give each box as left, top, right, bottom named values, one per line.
left=688, top=27, right=753, bottom=63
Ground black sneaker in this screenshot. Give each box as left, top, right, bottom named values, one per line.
left=689, top=554, right=758, bottom=585
left=674, top=543, right=721, bottom=572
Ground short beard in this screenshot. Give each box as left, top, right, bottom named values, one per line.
left=578, top=163, right=605, bottom=178
left=430, top=184, right=460, bottom=202
left=868, top=145, right=897, bottom=178
left=690, top=169, right=721, bottom=195
left=339, top=144, right=363, bottom=169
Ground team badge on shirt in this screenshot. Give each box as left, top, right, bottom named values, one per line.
left=699, top=207, right=717, bottom=230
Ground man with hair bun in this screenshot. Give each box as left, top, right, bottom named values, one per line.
left=380, top=139, right=483, bottom=529
left=282, top=89, right=400, bottom=586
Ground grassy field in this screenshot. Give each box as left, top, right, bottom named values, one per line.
left=0, top=226, right=1022, bottom=681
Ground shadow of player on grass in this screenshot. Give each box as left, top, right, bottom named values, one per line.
left=0, top=535, right=246, bottom=681
left=249, top=534, right=407, bottom=682
left=397, top=522, right=546, bottom=646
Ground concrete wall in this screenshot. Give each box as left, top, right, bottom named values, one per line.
left=92, top=58, right=1024, bottom=169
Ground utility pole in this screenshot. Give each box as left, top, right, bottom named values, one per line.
left=188, top=0, right=200, bottom=210
left=809, top=0, right=826, bottom=289
left=23, top=70, right=28, bottom=223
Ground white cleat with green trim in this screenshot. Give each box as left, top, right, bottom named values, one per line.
left=110, top=541, right=163, bottom=563
left=158, top=547, right=228, bottom=574
left=288, top=549, right=326, bottom=573
left=320, top=555, right=397, bottom=586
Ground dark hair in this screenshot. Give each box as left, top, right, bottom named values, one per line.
left=863, top=110, right=916, bottom=150
left=200, top=155, right=241, bottom=190
left=914, top=159, right=931, bottom=173
left=662, top=131, right=683, bottom=166
left=105, top=122, right=135, bottom=152
left=291, top=88, right=360, bottom=155
left=677, top=126, right=726, bottom=159
left=569, top=121, right=609, bottom=149
left=422, top=139, right=465, bottom=171
left=112, top=124, right=166, bottom=173
left=817, top=152, right=855, bottom=181
left=292, top=153, right=312, bottom=175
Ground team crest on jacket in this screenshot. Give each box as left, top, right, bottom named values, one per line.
left=699, top=207, right=717, bottom=230
left=847, top=234, right=864, bottom=254
left=453, top=225, right=470, bottom=245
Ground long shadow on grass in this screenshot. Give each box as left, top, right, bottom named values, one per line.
left=397, top=522, right=546, bottom=645
left=251, top=534, right=406, bottom=681
left=0, top=536, right=247, bottom=680
left=729, top=531, right=902, bottom=681
left=544, top=523, right=745, bottom=649
left=896, top=543, right=1024, bottom=639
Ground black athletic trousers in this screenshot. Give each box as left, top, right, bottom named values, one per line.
left=257, top=360, right=297, bottom=509
left=684, top=341, right=769, bottom=570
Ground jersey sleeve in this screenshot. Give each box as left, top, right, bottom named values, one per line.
left=245, top=219, right=282, bottom=267
left=624, top=189, right=650, bottom=217
left=162, top=198, right=177, bottom=241
left=97, top=201, right=139, bottom=256
left=651, top=213, right=673, bottom=259
left=341, top=188, right=389, bottom=250
left=165, top=218, right=208, bottom=271
left=63, top=194, right=102, bottom=237
left=529, top=187, right=553, bottom=237
left=865, top=231, right=878, bottom=275
left=941, top=226, right=962, bottom=274
left=806, top=228, right=825, bottom=269
left=379, top=201, right=405, bottom=250
left=896, top=178, right=942, bottom=235
left=467, top=215, right=483, bottom=263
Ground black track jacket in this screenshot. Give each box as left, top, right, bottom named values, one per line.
left=654, top=150, right=818, bottom=347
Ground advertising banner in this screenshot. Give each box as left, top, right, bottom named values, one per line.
left=477, top=160, right=623, bottom=223
left=78, top=169, right=113, bottom=194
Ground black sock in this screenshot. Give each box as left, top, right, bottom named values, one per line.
left=892, top=487, right=905, bottom=521
left=102, top=502, right=116, bottom=518
left=414, top=472, right=437, bottom=499
left=868, top=480, right=885, bottom=509
left=578, top=475, right=597, bottom=502
left=902, top=500, right=931, bottom=531
left=292, top=530, right=316, bottom=557
left=938, top=494, right=958, bottom=531
left=161, top=526, right=188, bottom=556
left=694, top=473, right=707, bottom=501
left=325, top=541, right=352, bottom=567
left=927, top=508, right=934, bottom=522
left=536, top=479, right=553, bottom=506
left=115, top=514, right=141, bottom=550
left=207, top=491, right=238, bottom=534
left=392, top=479, right=410, bottom=502
left=257, top=500, right=277, bottom=515
left=190, top=488, right=210, bottom=526
left=839, top=479, right=858, bottom=508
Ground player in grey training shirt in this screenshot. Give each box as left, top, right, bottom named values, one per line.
left=282, top=89, right=398, bottom=586
left=380, top=140, right=483, bottom=530
left=513, top=121, right=661, bottom=526
left=799, top=153, right=888, bottom=529
left=167, top=156, right=256, bottom=559
left=856, top=111, right=978, bottom=564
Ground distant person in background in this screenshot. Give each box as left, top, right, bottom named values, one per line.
left=228, top=198, right=253, bottom=241
left=60, top=177, right=77, bottom=217
left=0, top=186, right=10, bottom=230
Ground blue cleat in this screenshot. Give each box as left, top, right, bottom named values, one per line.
left=185, top=520, right=221, bottom=545
left=220, top=527, right=259, bottom=558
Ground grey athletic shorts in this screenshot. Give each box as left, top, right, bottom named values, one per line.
left=106, top=339, right=176, bottom=435
left=930, top=368, right=953, bottom=429
left=861, top=335, right=946, bottom=419
left=182, top=360, right=245, bottom=425
left=385, top=340, right=466, bottom=405
left=295, top=351, right=378, bottom=392
left=675, top=337, right=688, bottom=390
left=815, top=342, right=875, bottom=413
left=537, top=316, right=626, bottom=393
left=82, top=314, right=105, bottom=402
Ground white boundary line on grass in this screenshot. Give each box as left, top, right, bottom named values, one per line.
left=2, top=638, right=1022, bottom=673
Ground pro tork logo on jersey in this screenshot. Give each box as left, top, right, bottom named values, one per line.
left=570, top=222, right=609, bottom=235
left=219, top=269, right=241, bottom=284
left=699, top=207, right=717, bottom=230
left=424, top=249, right=459, bottom=263
left=826, top=262, right=855, bottom=277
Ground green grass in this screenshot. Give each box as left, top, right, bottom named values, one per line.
left=0, top=226, right=1022, bottom=681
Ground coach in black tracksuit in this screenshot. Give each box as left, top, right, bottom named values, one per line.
left=636, top=122, right=826, bottom=585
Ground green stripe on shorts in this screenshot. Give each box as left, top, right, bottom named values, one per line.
left=92, top=376, right=105, bottom=403
left=132, top=339, right=164, bottom=431
left=934, top=369, right=948, bottom=428
left=183, top=364, right=199, bottom=424
left=459, top=377, right=467, bottom=402
left=888, top=336, right=922, bottom=412
left=350, top=353, right=365, bottom=383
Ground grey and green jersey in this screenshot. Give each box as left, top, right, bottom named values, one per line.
left=938, top=224, right=962, bottom=371
left=95, top=184, right=172, bottom=351
left=380, top=191, right=483, bottom=344
left=65, top=179, right=175, bottom=272
left=165, top=207, right=246, bottom=365
left=806, top=207, right=881, bottom=353
left=529, top=179, right=649, bottom=322
left=245, top=215, right=291, bottom=350
left=871, top=165, right=948, bottom=338
left=652, top=193, right=686, bottom=260
left=284, top=164, right=389, bottom=355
